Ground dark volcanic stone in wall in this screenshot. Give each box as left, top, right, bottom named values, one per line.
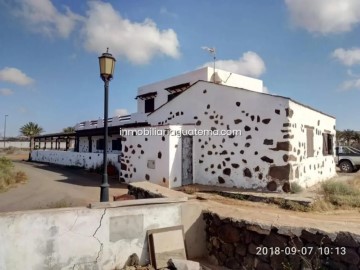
left=262, top=118, right=271, bottom=124
left=263, top=139, right=273, bottom=145
left=285, top=108, right=294, bottom=118
left=282, top=183, right=290, bottom=192
left=236, top=101, right=241, bottom=107
left=243, top=168, right=252, bottom=177
left=218, top=176, right=225, bottom=184
left=270, top=141, right=293, bottom=151
left=268, top=164, right=291, bottom=181
left=223, top=168, right=231, bottom=176
left=234, top=119, right=242, bottom=124
left=261, top=156, right=273, bottom=163
left=267, top=181, right=277, bottom=191
left=145, top=174, right=150, bottom=181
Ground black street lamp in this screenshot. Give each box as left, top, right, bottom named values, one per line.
left=28, top=130, right=33, bottom=161
left=98, top=48, right=116, bottom=202
left=3, top=115, right=8, bottom=148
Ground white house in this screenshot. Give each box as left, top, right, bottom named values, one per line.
left=32, top=67, right=336, bottom=192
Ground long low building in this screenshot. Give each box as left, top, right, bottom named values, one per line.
left=32, top=67, right=336, bottom=192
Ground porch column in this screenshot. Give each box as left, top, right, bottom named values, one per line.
left=75, top=136, right=79, bottom=152
left=88, top=136, right=92, bottom=153
left=51, top=137, right=53, bottom=149
left=44, top=140, right=47, bottom=150
left=66, top=137, right=69, bottom=151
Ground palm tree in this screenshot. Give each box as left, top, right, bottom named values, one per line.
left=336, top=130, right=344, bottom=145
left=63, top=126, right=75, bottom=133
left=19, top=122, right=44, bottom=160
left=340, top=129, right=356, bottom=146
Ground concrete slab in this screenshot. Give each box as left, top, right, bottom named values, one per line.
left=129, top=181, right=195, bottom=199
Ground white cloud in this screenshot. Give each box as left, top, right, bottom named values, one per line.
left=202, top=51, right=266, bottom=78
left=82, top=2, right=180, bottom=65
left=114, top=108, right=129, bottom=117
left=0, top=88, right=14, bottom=96
left=341, top=78, right=360, bottom=91
left=332, top=48, right=360, bottom=66
left=285, top=0, right=360, bottom=34
left=0, top=67, right=34, bottom=86
left=13, top=0, right=83, bottom=38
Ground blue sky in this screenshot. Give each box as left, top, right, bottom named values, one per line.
left=1, top=0, right=360, bottom=137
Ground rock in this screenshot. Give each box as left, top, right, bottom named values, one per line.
left=124, top=253, right=139, bottom=267
left=263, top=232, right=288, bottom=248
left=334, top=232, right=359, bottom=248
left=339, top=248, right=360, bottom=265
left=327, top=259, right=348, bottom=270
left=225, top=257, right=240, bottom=269
left=217, top=224, right=241, bottom=243
left=247, top=242, right=258, bottom=255
left=255, top=261, right=272, bottom=270
left=211, top=237, right=221, bottom=249
left=301, top=230, right=331, bottom=245
left=235, top=243, right=247, bottom=256
left=287, top=254, right=301, bottom=270
left=246, top=224, right=270, bottom=235
left=221, top=242, right=235, bottom=257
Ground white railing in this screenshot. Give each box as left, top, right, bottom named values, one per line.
left=75, top=114, right=132, bottom=130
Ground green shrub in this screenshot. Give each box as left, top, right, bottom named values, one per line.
left=290, top=182, right=304, bottom=194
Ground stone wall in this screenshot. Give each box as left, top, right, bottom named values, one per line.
left=128, top=184, right=163, bottom=199
left=203, top=212, right=360, bottom=270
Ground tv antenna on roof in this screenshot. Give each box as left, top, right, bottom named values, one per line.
left=202, top=46, right=216, bottom=83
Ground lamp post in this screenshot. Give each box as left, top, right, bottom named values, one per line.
left=98, top=48, right=116, bottom=202
left=28, top=130, right=33, bottom=161
left=3, top=115, right=8, bottom=148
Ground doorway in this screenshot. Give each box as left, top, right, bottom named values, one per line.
left=181, top=135, right=193, bottom=185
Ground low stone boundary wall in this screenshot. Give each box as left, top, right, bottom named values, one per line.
left=203, top=212, right=360, bottom=270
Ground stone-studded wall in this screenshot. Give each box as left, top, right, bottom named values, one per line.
left=204, top=212, right=360, bottom=270
left=120, top=126, right=172, bottom=188
left=148, top=81, right=296, bottom=191
left=31, top=150, right=121, bottom=173
left=287, top=101, right=337, bottom=188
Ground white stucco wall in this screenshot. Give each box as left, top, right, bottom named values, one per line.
left=0, top=203, right=182, bottom=270
left=0, top=141, right=30, bottom=148
left=146, top=81, right=291, bottom=190
left=136, top=67, right=263, bottom=114
left=143, top=81, right=336, bottom=191
left=31, top=150, right=121, bottom=173
left=288, top=101, right=337, bottom=187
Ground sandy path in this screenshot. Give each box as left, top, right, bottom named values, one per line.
left=0, top=161, right=127, bottom=212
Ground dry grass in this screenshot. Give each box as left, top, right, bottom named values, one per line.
left=312, top=178, right=360, bottom=210
left=45, top=199, right=73, bottom=209
left=0, top=157, right=28, bottom=191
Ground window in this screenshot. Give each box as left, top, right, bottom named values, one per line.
left=306, top=127, right=314, bottom=157
left=112, top=139, right=122, bottom=151
left=145, top=98, right=155, bottom=113
left=168, top=92, right=180, bottom=102
left=96, top=138, right=104, bottom=150
left=323, top=133, right=333, bottom=155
